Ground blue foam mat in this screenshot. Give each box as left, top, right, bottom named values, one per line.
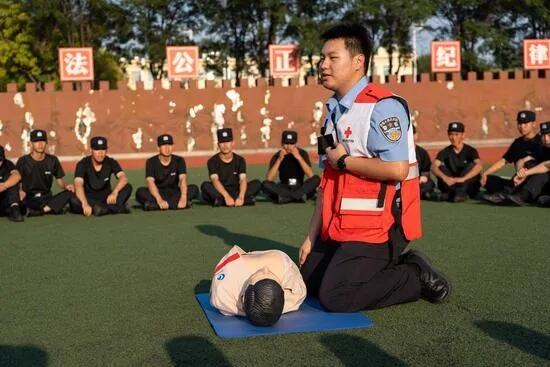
left=195, top=293, right=374, bottom=339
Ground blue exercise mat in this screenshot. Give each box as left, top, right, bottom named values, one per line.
left=195, top=293, right=374, bottom=339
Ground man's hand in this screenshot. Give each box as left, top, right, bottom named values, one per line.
left=278, top=149, right=287, bottom=160
left=299, top=237, right=313, bottom=267
left=325, top=144, right=348, bottom=169
left=65, top=184, right=75, bottom=193
left=480, top=173, right=487, bottom=187
left=419, top=176, right=428, bottom=184
left=454, top=177, right=465, bottom=184
left=513, top=175, right=526, bottom=186
left=83, top=203, right=93, bottom=217
left=177, top=198, right=187, bottom=209
left=0, top=183, right=6, bottom=193
left=107, top=191, right=118, bottom=205
left=290, top=146, right=301, bottom=159
left=19, top=190, right=26, bottom=201
left=224, top=195, right=235, bottom=207
left=157, top=198, right=170, bottom=210
left=516, top=167, right=528, bottom=179
left=235, top=197, right=244, bottom=207
left=442, top=175, right=457, bottom=186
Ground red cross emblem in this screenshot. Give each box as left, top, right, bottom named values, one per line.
left=344, top=126, right=352, bottom=139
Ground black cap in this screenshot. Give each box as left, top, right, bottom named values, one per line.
left=448, top=122, right=465, bottom=133
left=0, top=145, right=4, bottom=160
left=30, top=129, right=47, bottom=142
left=217, top=128, right=233, bottom=143
left=540, top=121, right=550, bottom=135
left=90, top=136, right=108, bottom=150
left=157, top=134, right=174, bottom=146
left=282, top=130, right=298, bottom=144
left=517, top=110, right=536, bottom=124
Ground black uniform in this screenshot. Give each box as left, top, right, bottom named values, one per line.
left=262, top=149, right=320, bottom=203
left=201, top=153, right=261, bottom=206
left=69, top=156, right=132, bottom=214
left=485, top=135, right=542, bottom=194
left=415, top=144, right=435, bottom=198
left=16, top=154, right=73, bottom=214
left=0, top=159, right=20, bottom=216
left=435, top=144, right=481, bottom=199
left=135, top=154, right=199, bottom=210
left=509, top=144, right=550, bottom=205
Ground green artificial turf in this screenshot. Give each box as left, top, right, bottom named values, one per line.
left=1, top=165, right=549, bottom=367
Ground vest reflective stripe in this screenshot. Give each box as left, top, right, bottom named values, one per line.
left=406, top=164, right=420, bottom=180
left=340, top=198, right=384, bottom=211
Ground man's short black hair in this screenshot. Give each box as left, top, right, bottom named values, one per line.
left=321, top=23, right=373, bottom=74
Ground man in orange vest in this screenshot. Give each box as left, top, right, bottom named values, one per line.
left=299, top=24, right=451, bottom=312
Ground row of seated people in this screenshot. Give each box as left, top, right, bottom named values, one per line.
left=0, top=128, right=320, bottom=222
left=415, top=111, right=550, bottom=206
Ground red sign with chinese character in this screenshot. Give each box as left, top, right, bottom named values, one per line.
left=431, top=41, right=461, bottom=73
left=166, top=46, right=200, bottom=80
left=269, top=45, right=300, bottom=77
left=524, top=39, right=550, bottom=70
left=59, top=48, right=94, bottom=81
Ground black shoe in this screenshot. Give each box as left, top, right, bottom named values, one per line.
left=482, top=192, right=506, bottom=204
left=403, top=250, right=451, bottom=303
left=143, top=201, right=158, bottom=211
left=8, top=206, right=24, bottom=222
left=93, top=205, right=109, bottom=216
left=294, top=194, right=307, bottom=203
left=277, top=195, right=292, bottom=204
left=452, top=193, right=468, bottom=203
left=536, top=195, right=550, bottom=207
left=26, top=208, right=44, bottom=217
left=118, top=205, right=131, bottom=214
left=507, top=193, right=529, bottom=207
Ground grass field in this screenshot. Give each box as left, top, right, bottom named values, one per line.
left=1, top=165, right=549, bottom=367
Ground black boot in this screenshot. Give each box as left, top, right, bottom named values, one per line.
left=403, top=250, right=452, bottom=303
left=8, top=205, right=24, bottom=222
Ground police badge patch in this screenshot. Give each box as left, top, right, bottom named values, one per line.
left=379, top=117, right=402, bottom=142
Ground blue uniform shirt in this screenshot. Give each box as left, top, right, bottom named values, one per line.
left=325, top=76, right=410, bottom=162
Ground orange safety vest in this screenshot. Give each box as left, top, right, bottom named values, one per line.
left=320, top=83, right=422, bottom=244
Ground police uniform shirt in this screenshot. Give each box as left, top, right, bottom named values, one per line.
left=436, top=144, right=480, bottom=176
left=534, top=145, right=550, bottom=163
left=207, top=153, right=246, bottom=191
left=74, top=156, right=122, bottom=193
left=16, top=154, right=65, bottom=196
left=0, top=159, right=16, bottom=183
left=324, top=76, right=410, bottom=164
left=145, top=155, right=187, bottom=189
left=268, top=148, right=311, bottom=186
left=210, top=245, right=307, bottom=317
left=502, top=134, right=542, bottom=164
left=415, top=145, right=432, bottom=176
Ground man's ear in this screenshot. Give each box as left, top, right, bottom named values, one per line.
left=355, top=53, right=365, bottom=72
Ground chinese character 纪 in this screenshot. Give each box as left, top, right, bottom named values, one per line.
left=436, top=46, right=457, bottom=68
left=529, top=44, right=549, bottom=65
left=173, top=51, right=194, bottom=73
left=64, top=52, right=89, bottom=76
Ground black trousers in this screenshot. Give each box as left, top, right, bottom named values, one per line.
left=485, top=175, right=514, bottom=195
left=135, top=185, right=199, bottom=210
left=262, top=175, right=320, bottom=202
left=514, top=173, right=550, bottom=202
left=437, top=164, right=481, bottom=198
left=69, top=184, right=132, bottom=214
left=0, top=185, right=20, bottom=216
left=200, top=180, right=261, bottom=206
left=21, top=190, right=73, bottom=214
left=300, top=196, right=421, bottom=312
left=420, top=177, right=436, bottom=198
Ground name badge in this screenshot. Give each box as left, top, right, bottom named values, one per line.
left=288, top=178, right=297, bottom=186
left=45, top=171, right=51, bottom=175
left=34, top=193, right=42, bottom=198
left=104, top=177, right=109, bottom=181
left=170, top=172, right=176, bottom=176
